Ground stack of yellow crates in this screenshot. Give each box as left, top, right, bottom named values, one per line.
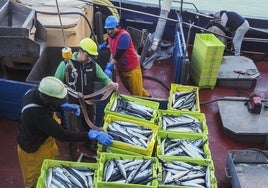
left=190, top=33, right=225, bottom=89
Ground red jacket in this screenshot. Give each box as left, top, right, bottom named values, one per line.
left=108, top=28, right=139, bottom=71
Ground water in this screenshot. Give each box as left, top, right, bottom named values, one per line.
left=127, top=0, right=268, bottom=19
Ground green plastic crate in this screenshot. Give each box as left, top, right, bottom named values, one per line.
left=156, top=131, right=211, bottom=159
left=190, top=33, right=225, bottom=89
left=104, top=93, right=159, bottom=123
left=102, top=114, right=158, bottom=156
left=97, top=143, right=144, bottom=159
left=157, top=155, right=217, bottom=188
left=191, top=52, right=223, bottom=72
left=157, top=109, right=208, bottom=135
left=190, top=61, right=220, bottom=77
left=190, top=65, right=217, bottom=89
left=191, top=33, right=225, bottom=67
left=168, top=84, right=200, bottom=112
left=36, top=159, right=98, bottom=188
left=96, top=153, right=159, bottom=188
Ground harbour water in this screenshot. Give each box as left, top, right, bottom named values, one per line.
left=129, top=0, right=268, bottom=19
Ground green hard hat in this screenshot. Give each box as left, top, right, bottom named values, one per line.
left=38, top=76, right=67, bottom=99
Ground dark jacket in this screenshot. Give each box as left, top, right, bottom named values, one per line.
left=220, top=11, right=246, bottom=31
left=17, top=88, right=88, bottom=153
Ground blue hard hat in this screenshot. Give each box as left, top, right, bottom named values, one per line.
left=104, top=15, right=119, bottom=29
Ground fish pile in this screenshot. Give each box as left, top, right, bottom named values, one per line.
left=111, top=94, right=154, bottom=120
left=45, top=165, right=95, bottom=188
left=161, top=137, right=207, bottom=158
left=172, top=89, right=197, bottom=111
left=161, top=114, right=203, bottom=133
left=159, top=158, right=212, bottom=187
left=102, top=158, right=155, bottom=185
left=107, top=120, right=153, bottom=148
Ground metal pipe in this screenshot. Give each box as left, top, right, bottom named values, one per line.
left=55, top=0, right=66, bottom=47
left=148, top=0, right=173, bottom=53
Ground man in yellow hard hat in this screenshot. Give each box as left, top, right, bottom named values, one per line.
left=17, top=76, right=113, bottom=188
left=55, top=38, right=118, bottom=150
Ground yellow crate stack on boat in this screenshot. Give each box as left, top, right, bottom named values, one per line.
left=190, top=33, right=225, bottom=89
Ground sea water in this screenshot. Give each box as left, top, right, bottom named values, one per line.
left=127, top=0, right=267, bottom=19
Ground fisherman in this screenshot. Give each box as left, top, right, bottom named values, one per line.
left=99, top=15, right=151, bottom=97
left=54, top=38, right=118, bottom=150
left=17, top=76, right=113, bottom=188
left=214, top=10, right=250, bottom=56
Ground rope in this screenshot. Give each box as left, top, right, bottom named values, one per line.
left=67, top=84, right=116, bottom=130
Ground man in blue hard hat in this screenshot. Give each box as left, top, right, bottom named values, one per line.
left=17, top=76, right=113, bottom=188
left=214, top=10, right=250, bottom=56
left=99, top=15, right=151, bottom=97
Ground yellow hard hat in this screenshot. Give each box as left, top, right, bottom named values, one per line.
left=79, top=38, right=98, bottom=56
left=38, top=76, right=67, bottom=99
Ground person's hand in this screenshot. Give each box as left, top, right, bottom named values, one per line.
left=88, top=130, right=113, bottom=146
left=105, top=62, right=114, bottom=78
left=108, top=81, right=119, bottom=91
left=61, top=103, right=80, bottom=116
left=98, top=43, right=107, bottom=51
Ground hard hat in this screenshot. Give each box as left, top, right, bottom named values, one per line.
left=79, top=38, right=98, bottom=56
left=104, top=15, right=119, bottom=29
left=38, top=76, right=67, bottom=99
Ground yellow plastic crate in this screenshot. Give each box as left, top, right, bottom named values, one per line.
left=102, top=114, right=158, bottom=156
left=156, top=131, right=211, bottom=159
left=97, top=153, right=159, bottom=188
left=36, top=159, right=98, bottom=188
left=104, top=93, right=159, bottom=123
left=168, top=83, right=200, bottom=112
left=157, top=109, right=208, bottom=135
left=158, top=156, right=217, bottom=188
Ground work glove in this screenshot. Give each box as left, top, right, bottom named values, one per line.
left=98, top=42, right=107, bottom=51
left=104, top=62, right=114, bottom=78
left=88, top=130, right=113, bottom=146
left=61, top=103, right=80, bottom=117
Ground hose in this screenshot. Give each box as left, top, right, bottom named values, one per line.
left=142, top=75, right=170, bottom=91
left=200, top=96, right=249, bottom=105
left=247, top=148, right=268, bottom=159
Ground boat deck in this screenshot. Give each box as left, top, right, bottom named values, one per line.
left=1, top=55, right=268, bottom=188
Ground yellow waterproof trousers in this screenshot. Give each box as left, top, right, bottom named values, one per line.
left=17, top=137, right=59, bottom=188
left=118, top=66, right=150, bottom=97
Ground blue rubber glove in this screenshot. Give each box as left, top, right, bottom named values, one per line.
left=98, top=42, right=107, bottom=51
left=105, top=62, right=114, bottom=78
left=61, top=103, right=80, bottom=117
left=88, top=130, right=113, bottom=146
